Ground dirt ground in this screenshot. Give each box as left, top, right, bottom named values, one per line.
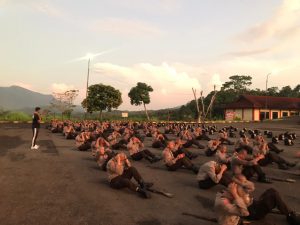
left=0, top=119, right=299, bottom=225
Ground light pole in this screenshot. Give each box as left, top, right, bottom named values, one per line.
left=84, top=53, right=93, bottom=119
left=264, top=73, right=271, bottom=120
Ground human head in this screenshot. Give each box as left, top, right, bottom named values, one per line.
left=35, top=107, right=41, bottom=112
left=236, top=148, right=248, bottom=159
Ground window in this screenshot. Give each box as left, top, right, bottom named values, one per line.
left=260, top=112, right=269, bottom=120
left=272, top=112, right=278, bottom=119
left=282, top=112, right=288, bottom=117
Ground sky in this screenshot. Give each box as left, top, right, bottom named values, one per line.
left=0, top=0, right=299, bottom=110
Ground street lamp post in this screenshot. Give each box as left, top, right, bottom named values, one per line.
left=264, top=73, right=271, bottom=120
left=84, top=54, right=93, bottom=119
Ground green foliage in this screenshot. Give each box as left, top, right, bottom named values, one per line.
left=82, top=84, right=122, bottom=119
left=222, top=75, right=252, bottom=92
left=128, top=82, right=153, bottom=106
left=0, top=111, right=31, bottom=121
left=128, top=82, right=153, bottom=120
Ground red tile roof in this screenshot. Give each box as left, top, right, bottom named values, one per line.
left=226, top=95, right=300, bottom=110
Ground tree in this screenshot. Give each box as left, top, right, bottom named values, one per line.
left=222, top=75, right=252, bottom=92
left=81, top=84, right=122, bottom=120
left=278, top=86, right=293, bottom=97
left=128, top=82, right=153, bottom=121
left=50, top=89, right=79, bottom=119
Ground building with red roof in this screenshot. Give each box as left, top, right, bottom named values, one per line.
left=225, top=95, right=300, bottom=121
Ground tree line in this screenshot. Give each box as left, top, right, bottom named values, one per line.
left=48, top=75, right=299, bottom=121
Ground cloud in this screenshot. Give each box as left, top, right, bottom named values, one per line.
left=238, top=0, right=300, bottom=43
left=92, top=62, right=201, bottom=109
left=90, top=18, right=164, bottom=37
left=30, top=1, right=64, bottom=18
left=226, top=48, right=271, bottom=57
left=111, top=0, right=182, bottom=14
left=51, top=83, right=75, bottom=93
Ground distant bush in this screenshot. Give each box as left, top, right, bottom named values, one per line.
left=0, top=111, right=31, bottom=122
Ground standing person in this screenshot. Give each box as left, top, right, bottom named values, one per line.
left=31, top=107, right=41, bottom=150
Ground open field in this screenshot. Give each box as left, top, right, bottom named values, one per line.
left=0, top=119, right=299, bottom=225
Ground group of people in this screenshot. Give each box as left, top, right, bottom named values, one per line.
left=47, top=118, right=299, bottom=225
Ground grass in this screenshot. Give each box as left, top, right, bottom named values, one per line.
left=0, top=111, right=32, bottom=122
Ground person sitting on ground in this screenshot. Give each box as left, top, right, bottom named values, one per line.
left=219, top=130, right=234, bottom=145
left=235, top=134, right=253, bottom=154
left=253, top=142, right=295, bottom=170
left=91, top=137, right=110, bottom=157
left=215, top=145, right=232, bottom=169
left=152, top=132, right=167, bottom=149
left=180, top=129, right=205, bottom=149
left=215, top=177, right=300, bottom=225
left=75, top=131, right=92, bottom=151
left=95, top=146, right=115, bottom=171
left=254, top=135, right=284, bottom=154
left=106, top=152, right=152, bottom=198
left=197, top=160, right=232, bottom=189
left=231, top=148, right=271, bottom=183
left=63, top=123, right=77, bottom=140
left=162, top=141, right=198, bottom=174
left=107, top=130, right=127, bottom=150
left=206, top=139, right=221, bottom=156
left=127, top=136, right=160, bottom=163
left=193, top=127, right=211, bottom=141
left=173, top=138, right=198, bottom=160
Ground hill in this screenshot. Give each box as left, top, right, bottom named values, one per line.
left=0, top=86, right=53, bottom=112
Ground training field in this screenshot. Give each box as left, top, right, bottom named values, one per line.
left=0, top=119, right=299, bottom=225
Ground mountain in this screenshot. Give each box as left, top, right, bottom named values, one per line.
left=0, top=86, right=53, bottom=112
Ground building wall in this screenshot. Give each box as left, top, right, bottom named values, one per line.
left=235, top=109, right=243, bottom=120
left=243, top=109, right=253, bottom=120
left=253, top=109, right=260, bottom=121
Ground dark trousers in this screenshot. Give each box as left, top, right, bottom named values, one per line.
left=31, top=127, right=39, bottom=147
left=239, top=144, right=253, bottom=154
left=196, top=134, right=211, bottom=141
left=174, top=148, right=194, bottom=160
left=152, top=140, right=166, bottom=148
left=220, top=137, right=234, bottom=145
left=268, top=142, right=282, bottom=154
left=183, top=139, right=205, bottom=149
left=78, top=142, right=91, bottom=151
left=131, top=150, right=155, bottom=162
left=100, top=152, right=115, bottom=171
left=198, top=172, right=232, bottom=189
left=109, top=167, right=142, bottom=192
left=111, top=140, right=127, bottom=150
left=167, top=157, right=193, bottom=171
left=205, top=148, right=217, bottom=156
left=247, top=188, right=290, bottom=220
left=258, top=152, right=287, bottom=167
left=65, top=132, right=77, bottom=140
left=242, top=165, right=266, bottom=181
